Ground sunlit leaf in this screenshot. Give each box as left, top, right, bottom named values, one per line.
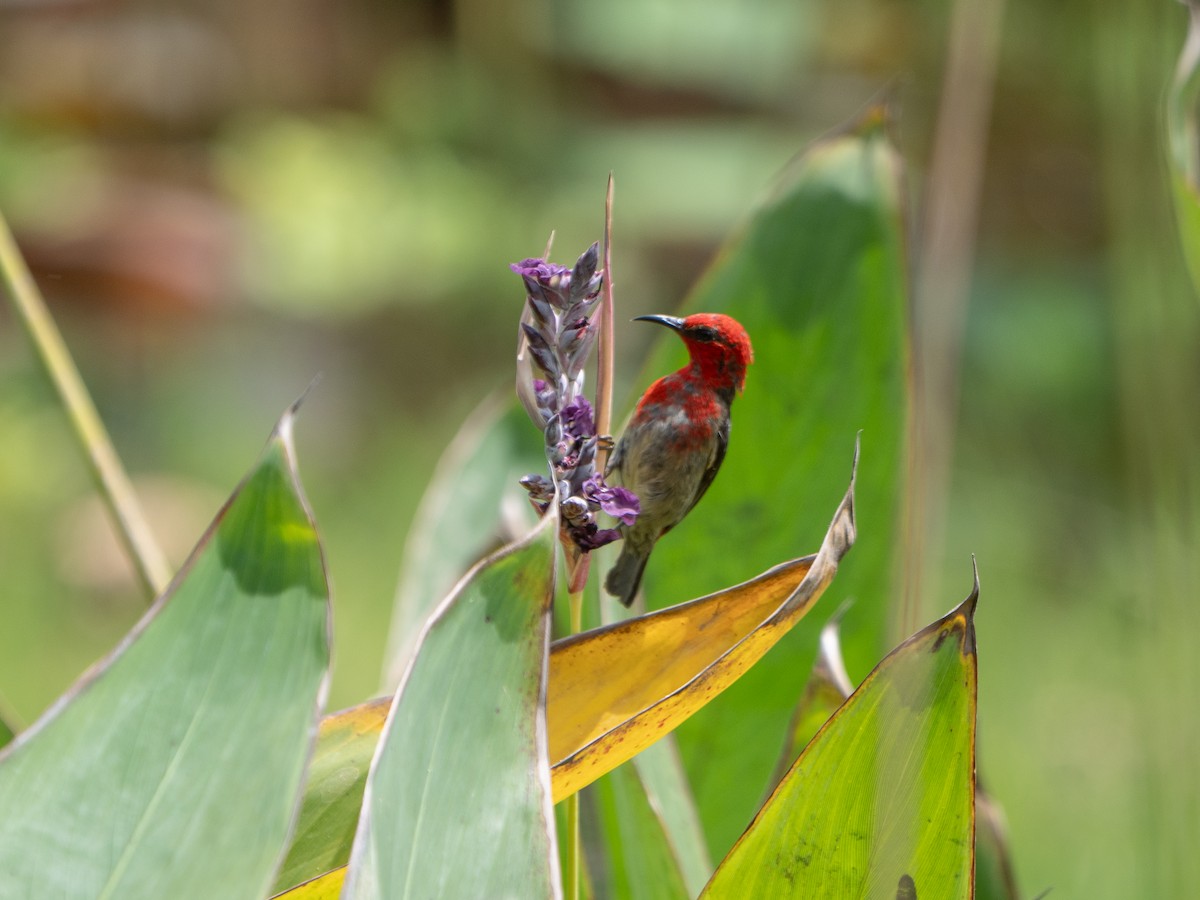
left=271, top=697, right=390, bottom=895
left=272, top=867, right=344, bottom=899
left=0, top=408, right=331, bottom=900
left=341, top=514, right=560, bottom=899
left=380, top=395, right=542, bottom=689
left=630, top=738, right=713, bottom=896
left=764, top=600, right=854, bottom=794
left=270, top=457, right=852, bottom=894
left=268, top=555, right=813, bottom=895
left=701, top=575, right=979, bottom=899
left=585, top=765, right=689, bottom=900
left=626, top=107, right=911, bottom=857
left=550, top=456, right=854, bottom=801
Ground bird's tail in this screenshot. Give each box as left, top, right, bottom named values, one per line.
left=604, top=543, right=650, bottom=608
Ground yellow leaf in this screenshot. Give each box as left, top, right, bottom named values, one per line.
left=274, top=456, right=855, bottom=895
left=548, top=469, right=854, bottom=801
left=271, top=867, right=345, bottom=899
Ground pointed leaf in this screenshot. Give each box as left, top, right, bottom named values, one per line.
left=268, top=553, right=815, bottom=895
left=701, top=578, right=978, bottom=899
left=585, top=765, right=690, bottom=900
left=0, top=408, right=331, bottom=900
left=631, top=109, right=910, bottom=855
left=550, top=458, right=854, bottom=801
left=764, top=601, right=855, bottom=794
left=272, top=868, right=344, bottom=899
left=381, top=395, right=542, bottom=689
left=270, top=698, right=390, bottom=894
left=630, top=738, right=713, bottom=897
left=269, top=459, right=852, bottom=894
left=341, top=514, right=560, bottom=899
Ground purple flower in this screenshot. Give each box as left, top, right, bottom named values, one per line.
left=569, top=520, right=623, bottom=551
left=583, top=475, right=640, bottom=526
left=561, top=398, right=595, bottom=438
left=513, top=243, right=640, bottom=554
left=510, top=259, right=572, bottom=283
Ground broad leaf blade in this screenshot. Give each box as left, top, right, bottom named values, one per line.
left=271, top=697, right=390, bottom=894
left=585, top=765, right=690, bottom=900
left=0, top=408, right=331, bottom=900
left=268, top=555, right=816, bottom=895
left=764, top=601, right=854, bottom=794
left=381, top=395, right=542, bottom=689
left=701, top=579, right=978, bottom=899
left=631, top=109, right=911, bottom=856
left=630, top=738, right=713, bottom=896
left=270, top=463, right=852, bottom=894
left=341, top=514, right=560, bottom=900
left=273, top=868, right=344, bottom=899
left=550, top=460, right=854, bottom=801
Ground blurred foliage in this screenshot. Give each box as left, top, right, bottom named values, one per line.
left=1, top=0, right=1198, bottom=897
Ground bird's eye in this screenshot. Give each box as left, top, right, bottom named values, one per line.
left=689, top=325, right=719, bottom=342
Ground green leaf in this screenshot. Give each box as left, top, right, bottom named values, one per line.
left=582, top=736, right=711, bottom=900
left=380, top=394, right=543, bottom=689
left=701, top=576, right=978, bottom=899
left=630, top=738, right=713, bottom=896
left=271, top=698, right=390, bottom=895
left=585, top=764, right=690, bottom=900
left=0, top=408, right=331, bottom=900
left=975, top=786, right=1020, bottom=900
left=341, top=514, right=560, bottom=899
left=635, top=107, right=911, bottom=857
left=763, top=601, right=854, bottom=796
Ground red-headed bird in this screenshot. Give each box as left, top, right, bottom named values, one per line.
left=604, top=313, right=754, bottom=606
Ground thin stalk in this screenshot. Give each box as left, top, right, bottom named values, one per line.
left=0, top=209, right=170, bottom=600
left=559, top=181, right=614, bottom=899
left=563, top=584, right=585, bottom=900
left=596, top=175, right=616, bottom=472
left=905, top=0, right=1005, bottom=633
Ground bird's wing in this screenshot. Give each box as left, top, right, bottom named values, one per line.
left=676, top=415, right=728, bottom=524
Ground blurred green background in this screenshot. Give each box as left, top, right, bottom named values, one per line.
left=1, top=0, right=1197, bottom=896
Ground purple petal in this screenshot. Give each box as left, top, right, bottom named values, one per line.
left=570, top=521, right=622, bottom=551
left=561, top=397, right=595, bottom=438
left=583, top=475, right=640, bottom=526
left=511, top=258, right=571, bottom=284
left=599, top=486, right=640, bottom=525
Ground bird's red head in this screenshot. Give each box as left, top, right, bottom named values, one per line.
left=634, top=312, right=754, bottom=396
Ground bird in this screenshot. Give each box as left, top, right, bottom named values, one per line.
left=604, top=312, right=754, bottom=607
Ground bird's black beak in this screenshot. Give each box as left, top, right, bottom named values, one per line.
left=632, top=314, right=685, bottom=332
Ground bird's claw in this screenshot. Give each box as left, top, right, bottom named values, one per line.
left=597, top=434, right=615, bottom=451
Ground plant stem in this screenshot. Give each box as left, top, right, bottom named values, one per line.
left=560, top=181, right=614, bottom=900
left=0, top=209, right=170, bottom=601
left=596, top=175, right=616, bottom=473
left=564, top=577, right=586, bottom=900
